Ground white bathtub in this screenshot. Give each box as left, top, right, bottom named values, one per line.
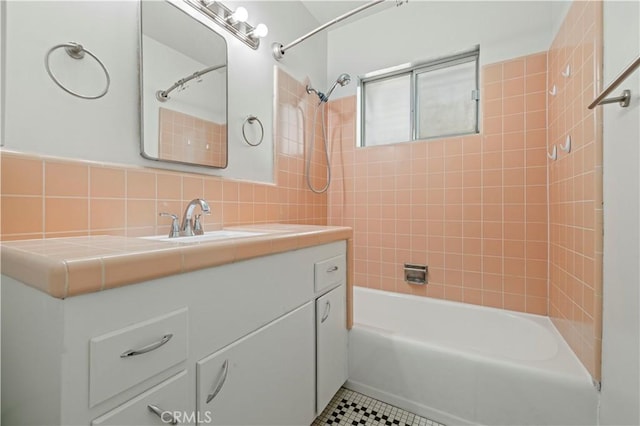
left=346, top=287, right=598, bottom=426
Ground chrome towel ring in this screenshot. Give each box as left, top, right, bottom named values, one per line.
left=242, top=115, right=264, bottom=146
left=45, top=42, right=110, bottom=100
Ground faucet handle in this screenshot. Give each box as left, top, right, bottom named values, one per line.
left=193, top=214, right=204, bottom=236
left=159, top=212, right=180, bottom=238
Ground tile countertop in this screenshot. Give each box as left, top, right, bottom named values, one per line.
left=0, top=224, right=353, bottom=311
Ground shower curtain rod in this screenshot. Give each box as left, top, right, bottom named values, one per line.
left=272, top=0, right=404, bottom=61
left=156, top=63, right=226, bottom=102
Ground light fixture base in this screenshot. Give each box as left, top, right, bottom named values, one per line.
left=185, top=0, right=262, bottom=50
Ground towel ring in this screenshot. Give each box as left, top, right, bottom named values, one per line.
left=242, top=115, right=264, bottom=146
left=45, top=42, right=110, bottom=100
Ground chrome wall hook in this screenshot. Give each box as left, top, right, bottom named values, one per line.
left=560, top=135, right=571, bottom=153
left=547, top=145, right=557, bottom=161
left=561, top=64, right=571, bottom=78
left=549, top=84, right=557, bottom=96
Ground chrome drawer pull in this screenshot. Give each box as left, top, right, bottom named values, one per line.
left=148, top=404, right=178, bottom=425
left=326, top=265, right=339, bottom=273
left=120, top=334, right=173, bottom=358
left=206, top=359, right=229, bottom=404
left=321, top=300, right=331, bottom=323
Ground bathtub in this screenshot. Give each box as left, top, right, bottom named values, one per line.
left=346, top=287, right=598, bottom=426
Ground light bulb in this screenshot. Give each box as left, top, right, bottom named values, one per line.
left=228, top=6, right=248, bottom=24
left=248, top=23, right=268, bottom=39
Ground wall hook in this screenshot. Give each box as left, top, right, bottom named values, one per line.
left=561, top=64, right=571, bottom=78
left=560, top=135, right=571, bottom=153
left=549, top=84, right=557, bottom=96
left=547, top=145, right=557, bottom=161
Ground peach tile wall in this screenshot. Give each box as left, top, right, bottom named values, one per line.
left=0, top=68, right=327, bottom=240
left=158, top=107, right=227, bottom=167
left=548, top=1, right=603, bottom=381
left=327, top=52, right=549, bottom=315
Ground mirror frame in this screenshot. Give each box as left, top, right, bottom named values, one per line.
left=138, top=0, right=229, bottom=169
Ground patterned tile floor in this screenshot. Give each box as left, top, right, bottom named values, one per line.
left=312, top=388, right=445, bottom=426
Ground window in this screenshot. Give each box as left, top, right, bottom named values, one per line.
left=358, top=48, right=479, bottom=147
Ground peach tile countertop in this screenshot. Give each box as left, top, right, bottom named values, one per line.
left=1, top=224, right=353, bottom=323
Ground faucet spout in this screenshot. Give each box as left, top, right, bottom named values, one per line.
left=180, top=198, right=211, bottom=236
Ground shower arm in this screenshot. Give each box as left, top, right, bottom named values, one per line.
left=273, top=0, right=391, bottom=60
left=157, top=64, right=226, bottom=101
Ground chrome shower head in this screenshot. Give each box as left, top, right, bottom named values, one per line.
left=322, top=73, right=351, bottom=102
left=336, top=73, right=351, bottom=86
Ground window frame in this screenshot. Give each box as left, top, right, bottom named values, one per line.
left=357, top=46, right=480, bottom=147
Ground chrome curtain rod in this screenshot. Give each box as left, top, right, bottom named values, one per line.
left=156, top=63, right=226, bottom=102
left=273, top=0, right=404, bottom=60
left=588, top=56, right=639, bottom=109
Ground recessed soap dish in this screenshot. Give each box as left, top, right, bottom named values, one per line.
left=404, top=264, right=427, bottom=285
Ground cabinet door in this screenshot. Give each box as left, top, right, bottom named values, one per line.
left=316, top=285, right=348, bottom=414
left=197, top=303, right=315, bottom=425
left=91, top=371, right=191, bottom=426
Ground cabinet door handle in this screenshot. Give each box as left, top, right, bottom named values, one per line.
left=326, top=265, right=339, bottom=273
left=206, top=359, right=229, bottom=404
left=120, top=334, right=173, bottom=358
left=148, top=404, right=178, bottom=425
left=321, top=300, right=331, bottom=323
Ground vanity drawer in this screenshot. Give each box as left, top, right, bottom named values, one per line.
left=314, top=254, right=346, bottom=293
left=89, top=308, right=188, bottom=407
left=91, top=371, right=190, bottom=426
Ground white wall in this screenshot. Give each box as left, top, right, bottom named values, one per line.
left=550, top=0, right=571, bottom=40
left=1, top=0, right=6, bottom=147
left=327, top=1, right=554, bottom=100
left=599, top=1, right=640, bottom=424
left=2, top=1, right=325, bottom=183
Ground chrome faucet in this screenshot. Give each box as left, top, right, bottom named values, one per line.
left=180, top=198, right=211, bottom=237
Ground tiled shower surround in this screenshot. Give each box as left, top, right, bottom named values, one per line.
left=0, top=68, right=328, bottom=240
left=328, top=52, right=550, bottom=315
left=548, top=0, right=603, bottom=381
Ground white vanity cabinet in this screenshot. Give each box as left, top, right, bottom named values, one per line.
left=313, top=250, right=348, bottom=415
left=1, top=240, right=348, bottom=426
left=196, top=303, right=315, bottom=425
left=316, top=285, right=348, bottom=414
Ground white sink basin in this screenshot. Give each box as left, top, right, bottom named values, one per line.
left=141, top=230, right=266, bottom=243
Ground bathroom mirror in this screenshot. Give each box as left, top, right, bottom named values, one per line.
left=139, top=0, right=228, bottom=168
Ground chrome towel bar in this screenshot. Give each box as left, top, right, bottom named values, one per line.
left=589, top=56, right=639, bottom=109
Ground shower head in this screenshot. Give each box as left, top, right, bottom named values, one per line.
left=337, top=73, right=351, bottom=86
left=324, top=73, right=351, bottom=100
left=307, top=73, right=352, bottom=103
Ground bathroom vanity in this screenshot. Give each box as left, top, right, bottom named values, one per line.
left=1, top=225, right=351, bottom=425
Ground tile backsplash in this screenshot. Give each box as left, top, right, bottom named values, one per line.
left=0, top=68, right=328, bottom=241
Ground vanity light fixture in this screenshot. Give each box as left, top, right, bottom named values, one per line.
left=184, top=0, right=267, bottom=50
left=247, top=23, right=268, bottom=41
left=226, top=6, right=247, bottom=24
